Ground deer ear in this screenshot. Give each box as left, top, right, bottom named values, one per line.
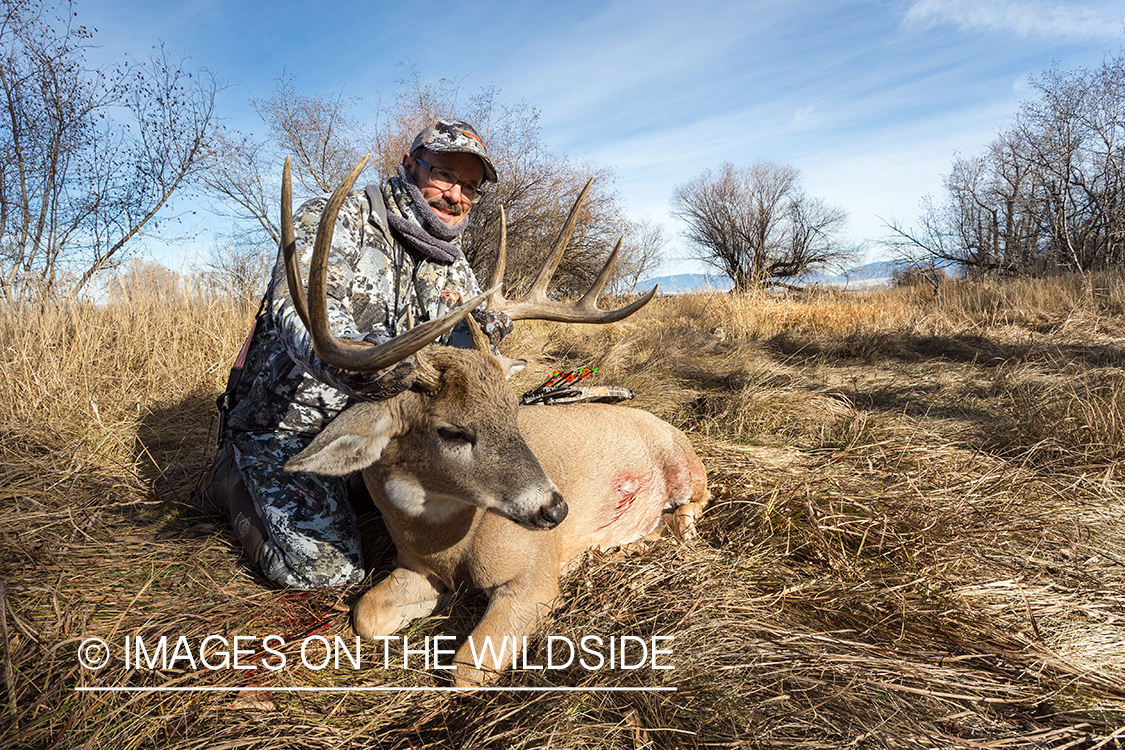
left=285, top=404, right=397, bottom=476
left=497, top=356, right=526, bottom=380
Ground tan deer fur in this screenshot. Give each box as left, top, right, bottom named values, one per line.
left=285, top=346, right=709, bottom=686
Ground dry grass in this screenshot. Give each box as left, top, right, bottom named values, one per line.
left=1, top=274, right=1123, bottom=749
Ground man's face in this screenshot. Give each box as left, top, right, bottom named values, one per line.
left=403, top=149, right=486, bottom=227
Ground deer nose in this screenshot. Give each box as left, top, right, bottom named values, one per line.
left=539, top=493, right=568, bottom=528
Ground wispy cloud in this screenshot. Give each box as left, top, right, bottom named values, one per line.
left=792, top=103, right=819, bottom=127
left=904, top=0, right=1123, bottom=41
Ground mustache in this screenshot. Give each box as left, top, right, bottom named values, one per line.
left=429, top=197, right=465, bottom=216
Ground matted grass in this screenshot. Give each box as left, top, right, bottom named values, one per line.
left=1, top=275, right=1123, bottom=749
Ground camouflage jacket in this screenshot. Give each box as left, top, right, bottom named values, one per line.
left=226, top=176, right=482, bottom=436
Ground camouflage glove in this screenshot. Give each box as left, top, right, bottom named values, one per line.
left=471, top=310, right=513, bottom=350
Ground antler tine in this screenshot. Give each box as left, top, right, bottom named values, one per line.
left=578, top=235, right=624, bottom=308
left=486, top=179, right=658, bottom=323
left=288, top=154, right=499, bottom=372
left=464, top=312, right=493, bottom=352
left=487, top=204, right=507, bottom=293
left=281, top=156, right=312, bottom=333
left=525, top=179, right=593, bottom=303
left=573, top=236, right=660, bottom=323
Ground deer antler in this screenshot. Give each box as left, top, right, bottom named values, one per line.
left=282, top=155, right=497, bottom=375
left=282, top=161, right=652, bottom=379
left=487, top=179, right=658, bottom=323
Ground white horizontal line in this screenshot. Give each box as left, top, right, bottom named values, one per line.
left=76, top=686, right=676, bottom=693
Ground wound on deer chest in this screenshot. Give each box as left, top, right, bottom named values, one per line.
left=598, top=469, right=666, bottom=535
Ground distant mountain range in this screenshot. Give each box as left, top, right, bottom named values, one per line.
left=634, top=273, right=733, bottom=294
left=638, top=260, right=924, bottom=294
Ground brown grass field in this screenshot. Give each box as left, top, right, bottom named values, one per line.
left=1, top=274, right=1123, bottom=749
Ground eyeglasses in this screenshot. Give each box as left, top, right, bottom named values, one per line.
left=413, top=157, right=485, bottom=203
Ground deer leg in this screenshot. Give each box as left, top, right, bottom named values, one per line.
left=451, top=580, right=559, bottom=687
left=352, top=566, right=449, bottom=641
left=664, top=456, right=711, bottom=540
left=672, top=499, right=704, bottom=540
left=641, top=487, right=711, bottom=545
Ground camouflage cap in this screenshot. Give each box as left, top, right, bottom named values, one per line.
left=410, top=119, right=498, bottom=183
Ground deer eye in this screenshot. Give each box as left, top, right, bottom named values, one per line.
left=436, top=426, right=474, bottom=445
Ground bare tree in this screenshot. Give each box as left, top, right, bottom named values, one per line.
left=200, top=130, right=281, bottom=245
left=0, top=0, right=219, bottom=301
left=608, top=219, right=666, bottom=295
left=201, top=241, right=271, bottom=312
left=882, top=145, right=1043, bottom=279
left=200, top=73, right=370, bottom=250
left=252, top=73, right=367, bottom=196
left=670, top=161, right=851, bottom=291
left=886, top=48, right=1125, bottom=278
left=881, top=195, right=960, bottom=290
left=73, top=48, right=219, bottom=293
left=1017, top=54, right=1125, bottom=273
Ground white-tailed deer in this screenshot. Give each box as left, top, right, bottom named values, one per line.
left=280, top=157, right=709, bottom=686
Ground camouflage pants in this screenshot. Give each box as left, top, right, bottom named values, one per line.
left=229, top=430, right=365, bottom=588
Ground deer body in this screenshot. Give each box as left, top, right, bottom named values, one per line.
left=521, top=404, right=707, bottom=558
left=286, top=347, right=708, bottom=685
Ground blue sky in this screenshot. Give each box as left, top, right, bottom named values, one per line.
left=78, top=0, right=1124, bottom=275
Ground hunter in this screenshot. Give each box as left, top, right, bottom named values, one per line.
left=196, top=119, right=510, bottom=588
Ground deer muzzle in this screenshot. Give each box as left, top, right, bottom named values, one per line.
left=534, top=491, right=569, bottom=530
left=507, top=489, right=568, bottom=531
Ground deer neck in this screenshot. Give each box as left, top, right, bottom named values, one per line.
left=368, top=467, right=480, bottom=557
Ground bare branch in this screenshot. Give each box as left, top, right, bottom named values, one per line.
left=671, top=161, right=852, bottom=291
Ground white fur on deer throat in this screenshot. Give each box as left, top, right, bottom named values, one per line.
left=383, top=473, right=463, bottom=523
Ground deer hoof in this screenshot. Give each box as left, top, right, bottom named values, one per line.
left=673, top=503, right=701, bottom=540
left=452, top=662, right=502, bottom=688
